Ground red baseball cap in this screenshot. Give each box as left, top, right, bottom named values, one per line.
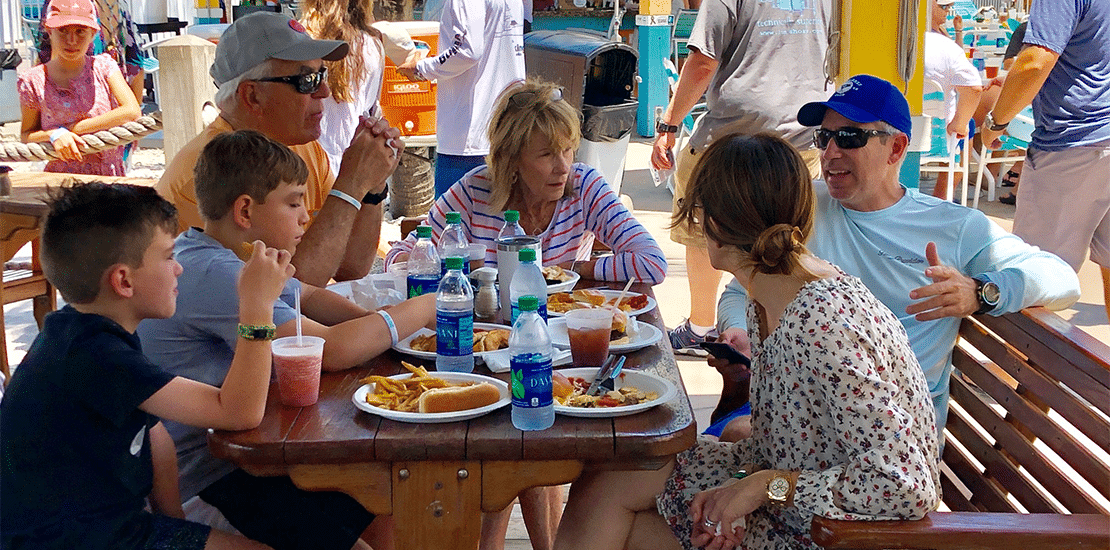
left=44, top=0, right=99, bottom=30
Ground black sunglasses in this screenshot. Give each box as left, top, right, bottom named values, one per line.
left=813, top=127, right=893, bottom=150
left=255, top=67, right=328, bottom=95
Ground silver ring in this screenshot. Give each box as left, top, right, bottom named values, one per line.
left=703, top=518, right=719, bottom=529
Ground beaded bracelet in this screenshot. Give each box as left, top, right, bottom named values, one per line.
left=731, top=469, right=749, bottom=480
left=237, top=323, right=277, bottom=341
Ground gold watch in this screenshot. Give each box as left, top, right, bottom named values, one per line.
left=767, top=473, right=791, bottom=504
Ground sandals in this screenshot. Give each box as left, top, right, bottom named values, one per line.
left=999, top=193, right=1016, bottom=205
left=1001, top=169, right=1020, bottom=187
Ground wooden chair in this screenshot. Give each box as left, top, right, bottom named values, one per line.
left=811, top=308, right=1110, bottom=549
left=2, top=238, right=55, bottom=385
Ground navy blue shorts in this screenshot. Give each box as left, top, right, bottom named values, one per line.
left=434, top=153, right=486, bottom=197
left=702, top=402, right=751, bottom=438
left=199, top=469, right=374, bottom=550
left=145, top=514, right=210, bottom=550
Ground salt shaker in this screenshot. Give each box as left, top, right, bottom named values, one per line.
left=472, top=267, right=500, bottom=320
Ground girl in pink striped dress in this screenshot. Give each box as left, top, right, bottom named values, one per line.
left=18, top=0, right=141, bottom=176
left=386, top=79, right=667, bottom=284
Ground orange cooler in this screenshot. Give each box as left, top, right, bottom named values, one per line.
left=381, top=21, right=440, bottom=137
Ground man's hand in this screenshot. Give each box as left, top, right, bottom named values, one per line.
left=946, top=118, right=970, bottom=139
left=336, top=117, right=402, bottom=197
left=651, top=131, right=677, bottom=170
left=397, top=49, right=426, bottom=82
left=906, top=241, right=979, bottom=321
left=707, top=328, right=752, bottom=382
left=980, top=124, right=1005, bottom=150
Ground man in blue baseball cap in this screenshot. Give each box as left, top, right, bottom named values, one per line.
left=705, top=74, right=1079, bottom=440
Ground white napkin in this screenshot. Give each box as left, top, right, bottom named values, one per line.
left=484, top=349, right=573, bottom=373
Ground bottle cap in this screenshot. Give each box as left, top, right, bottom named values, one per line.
left=518, top=295, right=539, bottom=311
left=504, top=210, right=520, bottom=223
left=445, top=256, right=464, bottom=270
left=518, top=248, right=536, bottom=262
left=446, top=212, right=461, bottom=224
left=417, top=225, right=432, bottom=238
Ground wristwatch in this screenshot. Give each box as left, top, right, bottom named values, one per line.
left=973, top=276, right=1001, bottom=315
left=985, top=111, right=1010, bottom=132
left=767, top=473, right=791, bottom=505
left=362, top=186, right=389, bottom=205
left=656, top=121, right=679, bottom=134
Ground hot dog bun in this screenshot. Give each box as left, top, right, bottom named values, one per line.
left=417, top=382, right=502, bottom=413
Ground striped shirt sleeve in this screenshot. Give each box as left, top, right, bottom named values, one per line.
left=576, top=166, right=668, bottom=284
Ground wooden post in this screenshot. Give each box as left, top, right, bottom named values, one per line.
left=155, top=35, right=218, bottom=163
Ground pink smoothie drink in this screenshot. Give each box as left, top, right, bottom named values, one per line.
left=272, top=336, right=324, bottom=407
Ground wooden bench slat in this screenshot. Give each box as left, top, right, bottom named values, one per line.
left=950, top=377, right=1108, bottom=514
left=939, top=471, right=979, bottom=512
left=953, top=348, right=1110, bottom=505
left=810, top=512, right=1110, bottom=550
left=963, top=317, right=1110, bottom=453
left=980, top=313, right=1110, bottom=418
left=941, top=435, right=1020, bottom=513
left=945, top=410, right=1060, bottom=513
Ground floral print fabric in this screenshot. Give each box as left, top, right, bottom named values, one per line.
left=658, top=273, right=940, bottom=550
left=18, top=54, right=126, bottom=176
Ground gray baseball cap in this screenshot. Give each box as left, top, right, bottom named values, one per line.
left=210, top=11, right=349, bottom=86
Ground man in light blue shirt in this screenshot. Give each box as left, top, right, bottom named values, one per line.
left=981, top=0, right=1110, bottom=323
left=710, top=75, right=1079, bottom=436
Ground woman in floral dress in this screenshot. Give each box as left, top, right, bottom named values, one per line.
left=19, top=0, right=141, bottom=176
left=553, top=133, right=940, bottom=550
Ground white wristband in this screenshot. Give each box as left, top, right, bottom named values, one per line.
left=49, top=127, right=70, bottom=144
left=377, top=309, right=399, bottom=346
left=328, top=188, right=362, bottom=211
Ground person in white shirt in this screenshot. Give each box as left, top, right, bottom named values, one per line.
left=399, top=0, right=526, bottom=198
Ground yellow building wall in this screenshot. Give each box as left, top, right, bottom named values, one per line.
left=839, top=0, right=926, bottom=116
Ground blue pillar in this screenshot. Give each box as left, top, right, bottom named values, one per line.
left=900, top=151, right=921, bottom=190
left=636, top=14, right=671, bottom=138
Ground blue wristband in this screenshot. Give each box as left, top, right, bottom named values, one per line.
left=376, top=309, right=398, bottom=346
left=49, top=127, right=70, bottom=144
left=328, top=188, right=362, bottom=211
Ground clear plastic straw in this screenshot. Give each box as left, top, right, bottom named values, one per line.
left=609, top=278, right=636, bottom=316
left=295, top=287, right=303, bottom=346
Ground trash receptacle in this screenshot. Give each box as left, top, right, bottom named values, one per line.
left=1, top=49, right=22, bottom=124
left=524, top=30, right=637, bottom=194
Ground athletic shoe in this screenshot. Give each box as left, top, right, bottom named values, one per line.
left=668, top=319, right=715, bottom=356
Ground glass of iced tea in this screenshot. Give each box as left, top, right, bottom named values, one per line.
left=566, top=309, right=612, bottom=368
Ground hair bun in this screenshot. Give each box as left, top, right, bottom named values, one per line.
left=749, top=224, right=803, bottom=274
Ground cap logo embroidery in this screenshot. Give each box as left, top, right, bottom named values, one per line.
left=288, top=19, right=306, bottom=33
left=836, top=79, right=861, bottom=96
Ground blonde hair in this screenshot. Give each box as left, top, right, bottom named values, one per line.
left=486, top=78, right=582, bottom=213
left=300, top=0, right=382, bottom=103
left=672, top=133, right=816, bottom=277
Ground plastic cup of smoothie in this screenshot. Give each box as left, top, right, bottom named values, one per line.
left=565, top=309, right=612, bottom=368
left=272, top=336, right=325, bottom=407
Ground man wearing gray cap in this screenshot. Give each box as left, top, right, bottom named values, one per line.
left=157, top=11, right=400, bottom=287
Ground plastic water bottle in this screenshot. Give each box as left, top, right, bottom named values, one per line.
left=510, top=248, right=548, bottom=324
left=509, top=295, right=554, bottom=431
left=436, top=256, right=474, bottom=373
left=439, top=211, right=470, bottom=277
left=408, top=225, right=441, bottom=298
left=497, top=210, right=526, bottom=242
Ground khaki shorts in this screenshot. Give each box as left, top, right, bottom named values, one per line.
left=1013, top=144, right=1110, bottom=270
left=669, top=144, right=822, bottom=247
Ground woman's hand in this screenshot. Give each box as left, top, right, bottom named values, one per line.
left=51, top=130, right=83, bottom=162
left=689, top=469, right=773, bottom=550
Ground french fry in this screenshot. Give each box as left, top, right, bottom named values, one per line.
left=361, top=362, right=479, bottom=412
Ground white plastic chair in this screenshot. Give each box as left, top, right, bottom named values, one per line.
left=670, top=9, right=698, bottom=68
left=918, top=80, right=971, bottom=204
left=973, top=106, right=1034, bottom=206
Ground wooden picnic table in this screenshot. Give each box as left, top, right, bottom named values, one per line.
left=208, top=282, right=697, bottom=550
left=1, top=172, right=159, bottom=377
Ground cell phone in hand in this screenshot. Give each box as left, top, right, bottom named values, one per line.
left=698, top=341, right=750, bottom=366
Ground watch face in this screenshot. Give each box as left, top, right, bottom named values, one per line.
left=768, top=475, right=790, bottom=500
left=982, top=281, right=1001, bottom=305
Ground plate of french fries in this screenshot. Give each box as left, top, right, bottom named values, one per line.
left=352, top=363, right=510, bottom=423
left=394, top=322, right=513, bottom=361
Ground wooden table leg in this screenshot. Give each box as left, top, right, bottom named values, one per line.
left=393, top=461, right=483, bottom=550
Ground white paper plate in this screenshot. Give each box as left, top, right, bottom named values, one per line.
left=546, top=270, right=581, bottom=294
left=393, top=322, right=513, bottom=361
left=352, top=372, right=510, bottom=423
left=547, top=289, right=657, bottom=317
left=553, top=368, right=677, bottom=417
left=546, top=318, right=663, bottom=354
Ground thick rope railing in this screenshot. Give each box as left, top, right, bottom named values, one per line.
left=0, top=113, right=162, bottom=163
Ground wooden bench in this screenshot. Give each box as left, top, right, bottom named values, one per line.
left=810, top=308, right=1110, bottom=550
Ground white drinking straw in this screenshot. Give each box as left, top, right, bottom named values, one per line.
left=295, top=287, right=303, bottom=346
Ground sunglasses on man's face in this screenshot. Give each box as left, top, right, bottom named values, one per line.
left=255, top=67, right=328, bottom=95
left=813, top=127, right=893, bottom=150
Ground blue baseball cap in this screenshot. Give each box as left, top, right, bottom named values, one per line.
left=797, top=74, right=913, bottom=137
